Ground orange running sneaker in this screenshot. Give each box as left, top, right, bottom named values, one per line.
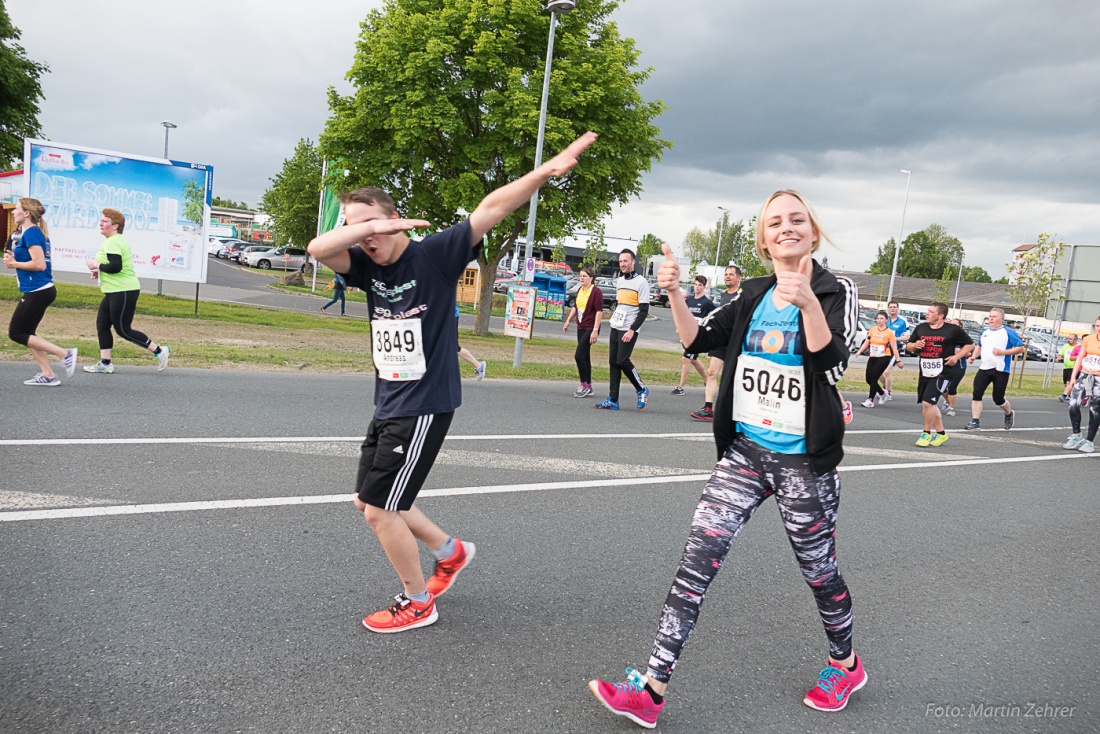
left=362, top=593, right=438, bottom=633
left=426, top=538, right=476, bottom=597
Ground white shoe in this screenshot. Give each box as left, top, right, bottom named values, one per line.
left=861, top=398, right=875, bottom=408
left=61, top=348, right=78, bottom=379
left=1063, top=435, right=1084, bottom=450
left=474, top=361, right=486, bottom=381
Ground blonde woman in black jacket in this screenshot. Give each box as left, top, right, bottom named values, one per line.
left=589, top=190, right=863, bottom=728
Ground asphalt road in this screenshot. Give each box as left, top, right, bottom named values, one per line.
left=1, top=362, right=1096, bottom=734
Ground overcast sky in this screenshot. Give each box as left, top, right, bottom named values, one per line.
left=11, top=0, right=1100, bottom=277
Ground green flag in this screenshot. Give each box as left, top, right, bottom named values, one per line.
left=320, top=187, right=344, bottom=234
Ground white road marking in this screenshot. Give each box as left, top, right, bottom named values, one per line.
left=842, top=446, right=982, bottom=461
left=0, top=490, right=113, bottom=511
left=226, top=443, right=700, bottom=478
left=1, top=452, right=1096, bottom=523
left=0, top=426, right=1070, bottom=447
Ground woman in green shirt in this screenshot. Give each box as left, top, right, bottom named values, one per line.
left=83, top=208, right=171, bottom=374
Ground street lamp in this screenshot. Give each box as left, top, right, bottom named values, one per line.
left=951, top=255, right=965, bottom=313
left=714, top=206, right=728, bottom=280
left=157, top=121, right=178, bottom=296
left=161, top=120, right=177, bottom=159
left=886, top=169, right=911, bottom=304
left=514, top=0, right=576, bottom=368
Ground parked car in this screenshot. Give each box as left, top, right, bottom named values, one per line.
left=565, top=277, right=616, bottom=309
left=237, top=245, right=273, bottom=262
left=1025, top=334, right=1067, bottom=362
left=207, top=239, right=225, bottom=257
left=850, top=316, right=871, bottom=354
left=244, top=246, right=310, bottom=271
left=219, top=239, right=253, bottom=261
left=493, top=275, right=525, bottom=294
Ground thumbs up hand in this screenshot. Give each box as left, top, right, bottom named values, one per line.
left=656, top=242, right=680, bottom=292
left=775, top=254, right=815, bottom=309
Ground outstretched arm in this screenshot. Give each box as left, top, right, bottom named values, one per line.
left=468, top=132, right=598, bottom=243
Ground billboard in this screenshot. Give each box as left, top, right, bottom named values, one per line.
left=23, top=139, right=212, bottom=284
left=1048, top=243, right=1100, bottom=325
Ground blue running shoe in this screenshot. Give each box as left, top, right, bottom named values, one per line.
left=594, top=397, right=620, bottom=410
left=636, top=386, right=649, bottom=410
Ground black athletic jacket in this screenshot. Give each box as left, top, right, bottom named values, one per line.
left=685, top=261, right=859, bottom=475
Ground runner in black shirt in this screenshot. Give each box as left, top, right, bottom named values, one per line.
left=905, top=302, right=973, bottom=447
left=308, top=132, right=598, bottom=633
left=672, top=275, right=716, bottom=396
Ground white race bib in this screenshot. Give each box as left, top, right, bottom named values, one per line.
left=732, top=354, right=806, bottom=435
left=371, top=319, right=426, bottom=381
left=609, top=309, right=627, bottom=329
left=869, top=343, right=887, bottom=358
left=920, top=357, right=944, bottom=377
left=1082, top=354, right=1100, bottom=374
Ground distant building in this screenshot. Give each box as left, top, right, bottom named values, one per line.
left=1008, top=243, right=1038, bottom=285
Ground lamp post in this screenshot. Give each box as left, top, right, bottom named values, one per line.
left=951, top=256, right=964, bottom=313
left=158, top=121, right=178, bottom=296
left=886, top=169, right=911, bottom=304
left=514, top=0, right=575, bottom=368
left=714, top=206, right=728, bottom=283
left=161, top=120, right=177, bottom=159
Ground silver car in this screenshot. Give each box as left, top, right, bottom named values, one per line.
left=244, top=246, right=310, bottom=271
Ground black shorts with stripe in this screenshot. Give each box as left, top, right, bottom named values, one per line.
left=356, top=411, right=454, bottom=511
left=917, top=373, right=952, bottom=405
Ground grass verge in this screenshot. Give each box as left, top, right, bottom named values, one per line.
left=0, top=277, right=1068, bottom=396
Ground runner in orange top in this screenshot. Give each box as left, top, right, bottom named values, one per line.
left=1063, top=315, right=1100, bottom=453
left=854, top=311, right=901, bottom=408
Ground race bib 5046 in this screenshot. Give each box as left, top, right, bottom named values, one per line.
left=732, top=354, right=806, bottom=435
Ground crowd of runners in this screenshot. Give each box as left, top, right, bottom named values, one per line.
left=6, top=132, right=1099, bottom=730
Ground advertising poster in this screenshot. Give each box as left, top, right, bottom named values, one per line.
left=23, top=139, right=213, bottom=284
left=504, top=285, right=535, bottom=339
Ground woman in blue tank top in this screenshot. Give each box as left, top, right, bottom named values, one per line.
left=3, top=198, right=78, bottom=386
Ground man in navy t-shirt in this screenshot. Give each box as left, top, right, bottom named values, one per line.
left=307, top=131, right=598, bottom=633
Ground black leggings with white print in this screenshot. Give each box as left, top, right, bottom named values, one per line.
left=646, top=434, right=854, bottom=684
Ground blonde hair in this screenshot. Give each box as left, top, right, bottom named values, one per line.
left=102, top=208, right=126, bottom=234
left=754, top=190, right=833, bottom=271
left=18, top=198, right=48, bottom=238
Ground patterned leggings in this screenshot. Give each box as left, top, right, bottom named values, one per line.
left=1069, top=374, right=1100, bottom=441
left=647, top=435, right=853, bottom=684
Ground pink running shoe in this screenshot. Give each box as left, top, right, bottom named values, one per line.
left=588, top=668, right=664, bottom=729
left=842, top=400, right=854, bottom=424
left=803, top=654, right=867, bottom=712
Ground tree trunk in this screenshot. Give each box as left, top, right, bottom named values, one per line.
left=474, top=227, right=522, bottom=336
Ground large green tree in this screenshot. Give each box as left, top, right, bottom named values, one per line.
left=321, top=0, right=670, bottom=334
left=260, top=138, right=322, bottom=247
left=867, top=224, right=964, bottom=281
left=0, top=1, right=49, bottom=168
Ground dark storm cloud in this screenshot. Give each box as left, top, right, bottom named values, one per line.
left=617, top=0, right=1100, bottom=192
